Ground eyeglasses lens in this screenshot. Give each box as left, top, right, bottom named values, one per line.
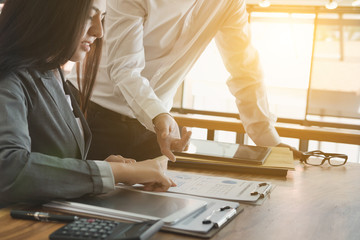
left=329, top=156, right=346, bottom=166
left=306, top=155, right=324, bottom=165
left=306, top=155, right=346, bottom=166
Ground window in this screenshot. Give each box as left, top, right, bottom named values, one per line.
left=174, top=6, right=360, bottom=163
left=176, top=12, right=317, bottom=120
left=251, top=12, right=314, bottom=119
left=307, top=14, right=360, bottom=122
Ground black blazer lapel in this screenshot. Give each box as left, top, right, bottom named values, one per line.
left=63, top=79, right=92, bottom=159
left=38, top=71, right=87, bottom=159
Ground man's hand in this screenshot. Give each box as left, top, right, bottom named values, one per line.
left=277, top=143, right=302, bottom=159
left=153, top=113, right=192, bottom=162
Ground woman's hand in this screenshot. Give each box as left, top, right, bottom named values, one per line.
left=107, top=155, right=176, bottom=192
left=105, top=155, right=136, bottom=164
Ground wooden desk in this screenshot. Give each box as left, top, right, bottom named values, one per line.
left=1, top=161, right=359, bottom=240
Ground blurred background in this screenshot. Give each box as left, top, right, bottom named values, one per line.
left=172, top=0, right=360, bottom=163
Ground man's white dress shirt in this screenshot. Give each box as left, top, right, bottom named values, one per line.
left=69, top=0, right=281, bottom=147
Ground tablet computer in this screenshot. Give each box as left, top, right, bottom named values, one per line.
left=175, top=139, right=271, bottom=165
left=45, top=188, right=207, bottom=225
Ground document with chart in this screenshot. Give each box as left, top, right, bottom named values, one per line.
left=166, top=170, right=273, bottom=203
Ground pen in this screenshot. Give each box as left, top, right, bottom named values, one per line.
left=10, top=210, right=79, bottom=222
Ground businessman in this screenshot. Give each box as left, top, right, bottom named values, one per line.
left=68, top=0, right=300, bottom=162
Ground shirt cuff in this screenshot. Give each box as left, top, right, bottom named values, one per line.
left=251, top=127, right=281, bottom=147
left=140, top=102, right=169, bottom=132
left=93, top=161, right=115, bottom=193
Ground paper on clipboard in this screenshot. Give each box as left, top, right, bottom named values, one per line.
left=166, top=170, right=273, bottom=203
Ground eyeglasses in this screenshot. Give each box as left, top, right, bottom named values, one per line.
left=300, top=150, right=348, bottom=166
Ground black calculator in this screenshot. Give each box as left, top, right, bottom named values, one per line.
left=49, top=218, right=163, bottom=240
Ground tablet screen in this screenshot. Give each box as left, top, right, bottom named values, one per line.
left=177, top=139, right=271, bottom=165
left=72, top=188, right=207, bottom=225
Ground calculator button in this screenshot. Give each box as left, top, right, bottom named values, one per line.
left=49, top=218, right=163, bottom=240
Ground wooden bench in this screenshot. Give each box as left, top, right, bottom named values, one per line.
left=172, top=113, right=360, bottom=151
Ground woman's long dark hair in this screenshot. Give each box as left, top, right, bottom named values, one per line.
left=0, top=0, right=102, bottom=115
left=76, top=22, right=104, bottom=116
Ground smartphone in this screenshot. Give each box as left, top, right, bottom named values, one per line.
left=175, top=139, right=271, bottom=165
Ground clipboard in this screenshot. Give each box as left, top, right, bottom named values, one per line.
left=162, top=199, right=243, bottom=238
left=43, top=187, right=243, bottom=238
left=165, top=170, right=273, bottom=205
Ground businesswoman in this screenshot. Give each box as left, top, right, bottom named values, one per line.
left=0, top=0, right=174, bottom=204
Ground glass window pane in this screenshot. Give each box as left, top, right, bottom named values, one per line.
left=343, top=14, right=360, bottom=20
left=313, top=25, right=340, bottom=59
left=181, top=12, right=315, bottom=120
left=308, top=22, right=360, bottom=119
left=318, top=13, right=339, bottom=19
left=249, top=13, right=314, bottom=119
left=214, top=131, right=236, bottom=143
left=182, top=40, right=236, bottom=113
left=189, top=128, right=209, bottom=141
left=308, top=141, right=360, bottom=163
left=344, top=25, right=360, bottom=61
